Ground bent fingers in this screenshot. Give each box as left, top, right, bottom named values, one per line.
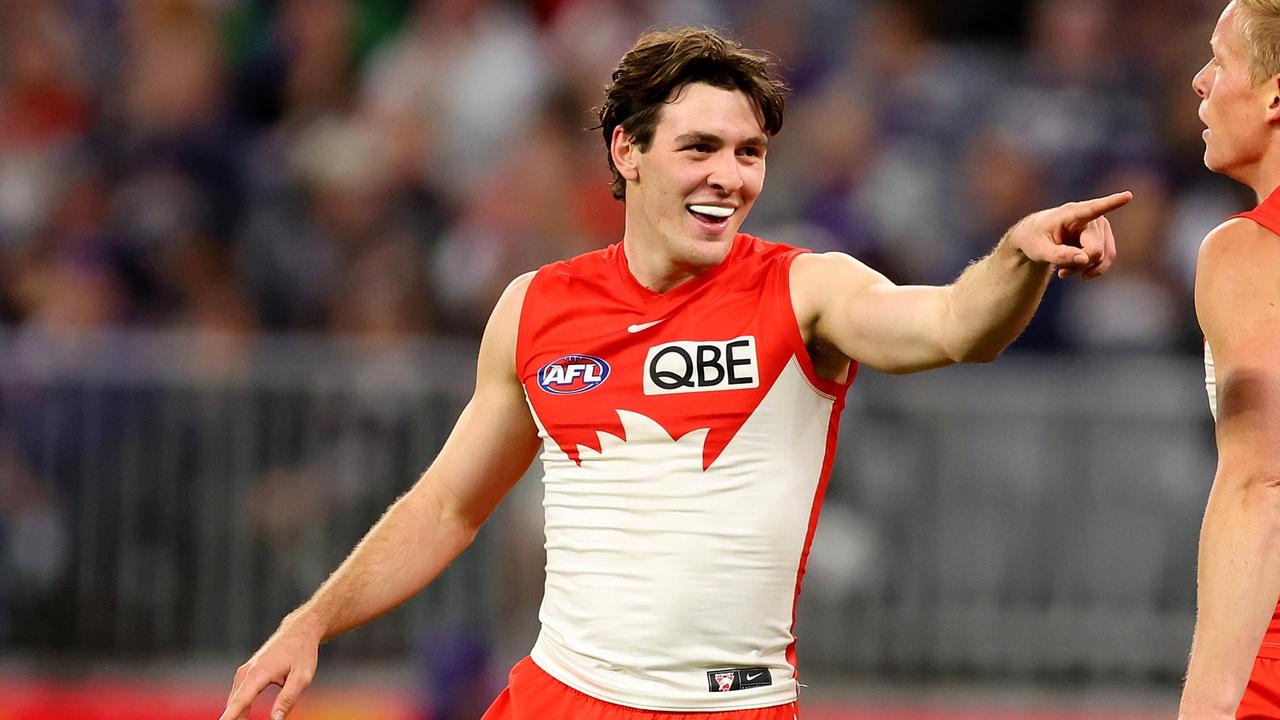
left=270, top=666, right=315, bottom=720
left=219, top=671, right=277, bottom=720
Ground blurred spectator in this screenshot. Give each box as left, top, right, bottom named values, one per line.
left=108, top=0, right=250, bottom=330
left=415, top=628, right=496, bottom=720
left=8, top=161, right=127, bottom=340
left=985, top=0, right=1156, bottom=201
left=429, top=90, right=619, bottom=332
left=956, top=129, right=1066, bottom=351
left=360, top=0, right=550, bottom=201
left=0, top=446, right=71, bottom=650
left=750, top=76, right=890, bottom=271
left=803, top=1, right=1004, bottom=285
left=0, top=2, right=90, bottom=244
left=238, top=116, right=392, bottom=330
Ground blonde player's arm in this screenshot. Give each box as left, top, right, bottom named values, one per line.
left=790, top=191, right=1129, bottom=374
left=218, top=273, right=542, bottom=720
left=1179, top=220, right=1280, bottom=720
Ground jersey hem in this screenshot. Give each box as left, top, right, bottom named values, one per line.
left=530, top=638, right=800, bottom=712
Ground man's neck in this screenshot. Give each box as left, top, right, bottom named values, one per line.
left=1240, top=151, right=1280, bottom=203
left=620, top=236, right=703, bottom=294
left=1253, top=177, right=1280, bottom=205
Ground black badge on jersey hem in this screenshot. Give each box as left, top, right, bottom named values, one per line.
left=706, top=667, right=772, bottom=692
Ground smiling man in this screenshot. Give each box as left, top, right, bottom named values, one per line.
left=1179, top=3, right=1280, bottom=720
left=219, top=28, right=1129, bottom=720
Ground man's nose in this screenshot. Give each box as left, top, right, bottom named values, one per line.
left=707, top=153, right=743, bottom=192
left=1192, top=61, right=1211, bottom=99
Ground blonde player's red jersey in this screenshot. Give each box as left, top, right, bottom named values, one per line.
left=514, top=233, right=854, bottom=711
left=1208, top=186, right=1280, bottom=662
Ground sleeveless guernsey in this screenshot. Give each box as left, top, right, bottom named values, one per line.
left=514, top=233, right=854, bottom=710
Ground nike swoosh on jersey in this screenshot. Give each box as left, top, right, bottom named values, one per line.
left=626, top=318, right=667, bottom=333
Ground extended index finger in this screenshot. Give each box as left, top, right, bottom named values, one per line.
left=1062, top=190, right=1133, bottom=224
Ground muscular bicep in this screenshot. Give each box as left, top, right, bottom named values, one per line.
left=794, top=252, right=953, bottom=374
left=427, top=380, right=540, bottom=529
left=1216, top=367, right=1280, bottom=455
left=1197, top=222, right=1280, bottom=474
left=418, top=274, right=541, bottom=531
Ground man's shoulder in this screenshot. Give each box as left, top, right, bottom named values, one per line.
left=1196, top=217, right=1280, bottom=327
left=533, top=244, right=617, bottom=283
left=722, top=234, right=813, bottom=286
left=1199, top=216, right=1280, bottom=271
left=736, top=232, right=809, bottom=259
left=786, top=248, right=878, bottom=284
left=519, top=245, right=626, bottom=325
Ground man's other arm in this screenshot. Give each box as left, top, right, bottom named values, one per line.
left=791, top=192, right=1129, bottom=374
left=219, top=273, right=542, bottom=720
left=1179, top=220, right=1280, bottom=720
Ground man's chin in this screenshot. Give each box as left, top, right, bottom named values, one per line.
left=1203, top=152, right=1244, bottom=180
left=1202, top=149, right=1225, bottom=174
left=682, top=235, right=735, bottom=268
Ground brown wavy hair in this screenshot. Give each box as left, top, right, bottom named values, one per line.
left=596, top=27, right=788, bottom=200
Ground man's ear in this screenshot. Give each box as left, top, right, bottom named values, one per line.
left=611, top=126, right=640, bottom=183
left=1267, top=75, right=1280, bottom=123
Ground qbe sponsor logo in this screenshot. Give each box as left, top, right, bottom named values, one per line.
left=537, top=354, right=610, bottom=395
left=643, top=336, right=758, bottom=396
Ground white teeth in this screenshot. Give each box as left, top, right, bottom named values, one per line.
left=688, top=204, right=733, bottom=218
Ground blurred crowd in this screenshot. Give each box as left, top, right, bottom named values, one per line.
left=0, top=3, right=1251, bottom=706
left=0, top=0, right=1255, bottom=355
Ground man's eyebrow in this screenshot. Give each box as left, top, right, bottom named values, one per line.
left=672, top=131, right=769, bottom=147
left=673, top=132, right=723, bottom=145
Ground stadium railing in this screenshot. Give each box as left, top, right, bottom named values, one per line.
left=0, top=328, right=1211, bottom=683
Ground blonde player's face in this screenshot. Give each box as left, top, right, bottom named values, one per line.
left=1193, top=2, right=1275, bottom=178
left=618, top=83, right=767, bottom=270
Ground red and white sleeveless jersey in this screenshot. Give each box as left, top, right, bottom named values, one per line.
left=514, top=233, right=855, bottom=710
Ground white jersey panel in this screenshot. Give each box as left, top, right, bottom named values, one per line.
left=527, top=357, right=836, bottom=711
left=1205, top=341, right=1218, bottom=422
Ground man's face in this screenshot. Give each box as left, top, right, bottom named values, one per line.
left=616, top=82, right=768, bottom=269
left=1193, top=2, right=1274, bottom=178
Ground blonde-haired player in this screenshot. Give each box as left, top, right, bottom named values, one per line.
left=1182, top=2, right=1280, bottom=718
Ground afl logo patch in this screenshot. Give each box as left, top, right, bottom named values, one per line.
left=537, top=355, right=610, bottom=395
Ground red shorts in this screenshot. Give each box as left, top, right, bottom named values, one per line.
left=481, top=657, right=799, bottom=720
left=1239, top=656, right=1280, bottom=719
